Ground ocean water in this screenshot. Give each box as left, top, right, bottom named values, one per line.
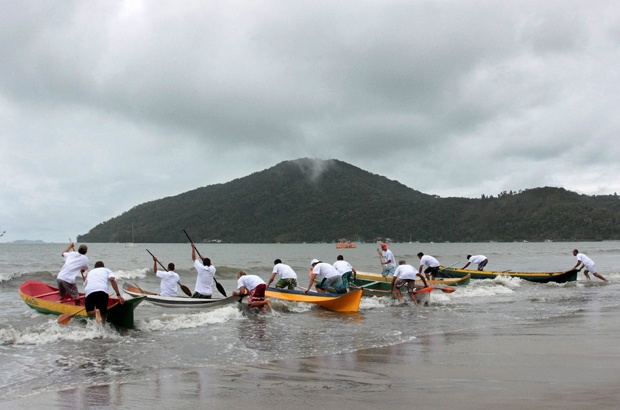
left=0, top=241, right=619, bottom=403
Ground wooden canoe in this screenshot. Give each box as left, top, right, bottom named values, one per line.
left=355, top=271, right=471, bottom=286
left=436, top=267, right=579, bottom=283
left=122, top=282, right=240, bottom=308
left=19, top=280, right=145, bottom=329
left=351, top=280, right=436, bottom=301
left=265, top=288, right=362, bottom=312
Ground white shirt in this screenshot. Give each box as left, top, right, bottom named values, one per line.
left=469, top=255, right=487, bottom=264
left=237, top=275, right=265, bottom=291
left=156, top=270, right=180, bottom=297
left=84, top=267, right=115, bottom=296
left=577, top=253, right=595, bottom=269
left=272, top=263, right=297, bottom=279
left=312, top=262, right=341, bottom=279
left=57, top=251, right=89, bottom=284
left=333, top=260, right=353, bottom=274
left=194, top=260, right=215, bottom=295
left=420, top=255, right=440, bottom=268
left=394, top=264, right=420, bottom=280
left=382, top=250, right=396, bottom=268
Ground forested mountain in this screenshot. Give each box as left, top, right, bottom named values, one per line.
left=77, top=158, right=620, bottom=243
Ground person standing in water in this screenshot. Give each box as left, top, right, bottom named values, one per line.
left=57, top=242, right=89, bottom=304
left=377, top=243, right=396, bottom=277
left=569, top=249, right=608, bottom=282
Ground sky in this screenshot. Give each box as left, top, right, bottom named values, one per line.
left=2, top=1, right=620, bottom=242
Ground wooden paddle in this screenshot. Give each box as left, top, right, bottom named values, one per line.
left=438, top=262, right=460, bottom=278
left=434, top=286, right=456, bottom=293
left=58, top=307, right=86, bottom=325
left=183, top=229, right=227, bottom=297
left=130, top=279, right=148, bottom=294
left=145, top=249, right=192, bottom=297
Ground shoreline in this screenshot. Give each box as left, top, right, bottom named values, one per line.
left=4, top=308, right=620, bottom=409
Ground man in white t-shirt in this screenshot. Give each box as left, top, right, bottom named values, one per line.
left=152, top=256, right=180, bottom=296
left=306, top=259, right=346, bottom=294
left=191, top=244, right=215, bottom=298
left=391, top=260, right=428, bottom=304
left=417, top=252, right=441, bottom=280
left=333, top=255, right=357, bottom=292
left=462, top=254, right=488, bottom=271
left=570, top=249, right=608, bottom=282
left=267, top=259, right=298, bottom=289
left=84, top=261, right=124, bottom=323
left=233, top=271, right=272, bottom=313
left=377, top=243, right=396, bottom=277
left=57, top=242, right=89, bottom=304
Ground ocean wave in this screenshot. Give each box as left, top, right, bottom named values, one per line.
left=0, top=320, right=122, bottom=346
left=0, top=270, right=57, bottom=284
left=112, top=268, right=149, bottom=280
left=135, top=305, right=244, bottom=332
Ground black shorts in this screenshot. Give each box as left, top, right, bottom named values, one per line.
left=191, top=292, right=212, bottom=299
left=424, top=266, right=439, bottom=275
left=85, top=291, right=110, bottom=316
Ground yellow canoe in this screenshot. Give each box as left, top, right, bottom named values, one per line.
left=265, top=288, right=362, bottom=312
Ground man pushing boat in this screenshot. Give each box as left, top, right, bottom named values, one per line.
left=391, top=260, right=428, bottom=305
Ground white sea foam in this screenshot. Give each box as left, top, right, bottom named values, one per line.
left=137, top=305, right=244, bottom=332
left=270, top=300, right=313, bottom=313
left=113, top=268, right=149, bottom=280
left=492, top=275, right=522, bottom=288
left=449, top=282, right=515, bottom=298
left=359, top=296, right=391, bottom=310
left=0, top=319, right=122, bottom=346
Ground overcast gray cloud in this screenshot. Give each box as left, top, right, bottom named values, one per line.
left=1, top=0, right=620, bottom=242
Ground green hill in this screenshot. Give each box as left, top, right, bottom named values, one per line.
left=77, top=158, right=620, bottom=243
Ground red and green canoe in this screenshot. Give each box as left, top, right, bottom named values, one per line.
left=19, top=280, right=145, bottom=329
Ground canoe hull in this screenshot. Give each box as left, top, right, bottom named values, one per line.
left=355, top=272, right=470, bottom=287
left=265, top=288, right=362, bottom=312
left=19, top=280, right=144, bottom=329
left=437, top=267, right=578, bottom=283
left=123, top=283, right=240, bottom=308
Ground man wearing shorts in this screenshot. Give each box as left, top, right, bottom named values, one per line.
left=306, top=259, right=346, bottom=294
left=391, top=260, right=428, bottom=304
left=84, top=261, right=124, bottom=323
left=463, top=254, right=488, bottom=271
left=57, top=242, right=89, bottom=304
left=570, top=249, right=608, bottom=282
left=417, top=252, right=441, bottom=280
left=378, top=243, right=396, bottom=277
left=233, top=271, right=272, bottom=313
left=267, top=259, right=298, bottom=290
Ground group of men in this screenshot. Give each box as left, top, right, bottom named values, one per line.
left=56, top=240, right=609, bottom=321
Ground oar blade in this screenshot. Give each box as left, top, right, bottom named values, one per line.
left=57, top=313, right=73, bottom=325
left=438, top=286, right=456, bottom=293
left=215, top=279, right=227, bottom=297
left=57, top=308, right=86, bottom=325
left=180, top=283, right=192, bottom=297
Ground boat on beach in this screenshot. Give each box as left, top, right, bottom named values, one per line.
left=436, top=267, right=579, bottom=283
left=122, top=282, right=240, bottom=308
left=265, top=287, right=363, bottom=312
left=19, top=280, right=145, bottom=329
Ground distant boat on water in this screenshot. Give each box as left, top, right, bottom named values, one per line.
left=336, top=240, right=356, bottom=249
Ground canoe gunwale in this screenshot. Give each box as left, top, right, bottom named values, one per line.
left=437, top=267, right=578, bottom=283
left=122, top=282, right=240, bottom=308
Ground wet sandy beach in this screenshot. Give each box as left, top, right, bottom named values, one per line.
left=5, top=307, right=620, bottom=409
